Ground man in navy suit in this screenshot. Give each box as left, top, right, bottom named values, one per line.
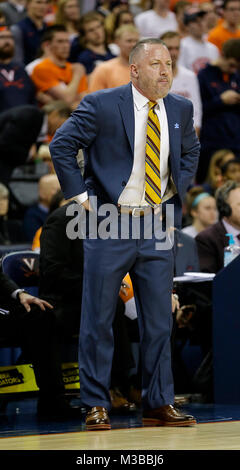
left=50, top=38, right=200, bottom=430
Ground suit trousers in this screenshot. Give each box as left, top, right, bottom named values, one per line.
left=79, top=211, right=175, bottom=410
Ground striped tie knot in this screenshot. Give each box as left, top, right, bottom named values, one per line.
left=148, top=101, right=157, bottom=111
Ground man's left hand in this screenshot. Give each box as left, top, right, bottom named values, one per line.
left=18, top=292, right=54, bottom=313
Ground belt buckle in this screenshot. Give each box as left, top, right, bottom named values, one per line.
left=132, top=207, right=142, bottom=217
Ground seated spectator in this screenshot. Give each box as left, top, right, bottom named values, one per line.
left=196, top=181, right=240, bottom=273
left=106, top=8, right=135, bottom=43
left=208, top=0, right=240, bottom=52
left=0, top=105, right=44, bottom=185
left=0, top=27, right=36, bottom=112
left=197, top=38, right=240, bottom=183
left=173, top=0, right=191, bottom=38
left=201, top=2, right=219, bottom=35
left=221, top=158, right=240, bottom=183
left=205, top=148, right=236, bottom=193
left=0, top=183, right=25, bottom=244
left=135, top=0, right=178, bottom=38
left=88, top=24, right=139, bottom=91
left=106, top=8, right=135, bottom=54
left=0, top=0, right=26, bottom=26
left=104, top=1, right=133, bottom=39
left=55, top=0, right=81, bottom=42
left=11, top=0, right=49, bottom=65
left=182, top=191, right=217, bottom=238
left=70, top=11, right=115, bottom=73
left=161, top=31, right=202, bottom=135
left=178, top=7, right=219, bottom=74
left=0, top=101, right=71, bottom=185
left=39, top=200, right=136, bottom=412
left=23, top=173, right=60, bottom=241
left=25, top=26, right=51, bottom=77
left=31, top=25, right=88, bottom=108
left=38, top=100, right=72, bottom=142
left=182, top=184, right=206, bottom=226
left=0, top=267, right=83, bottom=419
left=32, top=188, right=66, bottom=251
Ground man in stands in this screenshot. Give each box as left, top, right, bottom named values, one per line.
left=11, top=0, right=48, bottom=64
left=161, top=30, right=202, bottom=136
left=135, top=0, right=178, bottom=38
left=0, top=26, right=36, bottom=112
left=178, top=8, right=219, bottom=74
left=197, top=38, right=240, bottom=183
left=71, top=10, right=115, bottom=73
left=196, top=181, right=240, bottom=273
left=31, top=25, right=88, bottom=109
left=208, top=0, right=240, bottom=52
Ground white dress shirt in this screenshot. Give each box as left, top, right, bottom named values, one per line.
left=75, top=83, right=170, bottom=207
left=118, top=84, right=170, bottom=206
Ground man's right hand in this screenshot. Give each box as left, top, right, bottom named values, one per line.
left=81, top=199, right=93, bottom=211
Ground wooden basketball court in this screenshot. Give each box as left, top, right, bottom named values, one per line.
left=0, top=420, right=240, bottom=450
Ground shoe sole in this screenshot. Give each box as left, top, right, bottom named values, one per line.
left=86, top=424, right=111, bottom=431
left=142, top=418, right=197, bottom=427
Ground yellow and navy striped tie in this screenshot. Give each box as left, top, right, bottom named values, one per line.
left=145, top=101, right=161, bottom=207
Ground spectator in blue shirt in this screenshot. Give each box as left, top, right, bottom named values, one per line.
left=11, top=0, right=49, bottom=65
left=0, top=26, right=36, bottom=112
left=197, top=38, right=240, bottom=183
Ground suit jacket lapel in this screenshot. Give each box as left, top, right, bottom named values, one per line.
left=164, top=94, right=181, bottom=183
left=118, top=83, right=135, bottom=156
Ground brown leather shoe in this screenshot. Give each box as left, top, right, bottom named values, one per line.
left=110, top=388, right=137, bottom=413
left=143, top=405, right=197, bottom=427
left=85, top=407, right=111, bottom=431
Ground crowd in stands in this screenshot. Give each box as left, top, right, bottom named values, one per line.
left=0, top=0, right=240, bottom=416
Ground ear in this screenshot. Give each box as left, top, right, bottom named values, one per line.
left=130, top=63, right=138, bottom=78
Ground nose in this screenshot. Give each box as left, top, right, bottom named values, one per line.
left=159, top=65, right=168, bottom=76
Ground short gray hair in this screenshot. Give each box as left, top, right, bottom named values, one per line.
left=129, top=38, right=167, bottom=64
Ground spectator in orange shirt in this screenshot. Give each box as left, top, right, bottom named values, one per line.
left=208, top=0, right=240, bottom=51
left=31, top=24, right=88, bottom=109
left=88, top=24, right=139, bottom=92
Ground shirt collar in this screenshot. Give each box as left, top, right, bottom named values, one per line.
left=222, top=218, right=240, bottom=238
left=131, top=83, right=162, bottom=111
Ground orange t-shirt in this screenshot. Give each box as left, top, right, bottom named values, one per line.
left=208, top=23, right=240, bottom=51
left=88, top=57, right=130, bottom=92
left=31, top=58, right=88, bottom=93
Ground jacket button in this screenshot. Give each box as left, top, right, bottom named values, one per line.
left=122, top=181, right=126, bottom=187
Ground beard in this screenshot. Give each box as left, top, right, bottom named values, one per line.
left=0, top=44, right=14, bottom=61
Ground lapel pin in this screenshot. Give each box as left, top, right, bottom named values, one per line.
left=174, top=123, right=179, bottom=129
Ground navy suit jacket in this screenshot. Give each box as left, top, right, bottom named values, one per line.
left=50, top=83, right=200, bottom=226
